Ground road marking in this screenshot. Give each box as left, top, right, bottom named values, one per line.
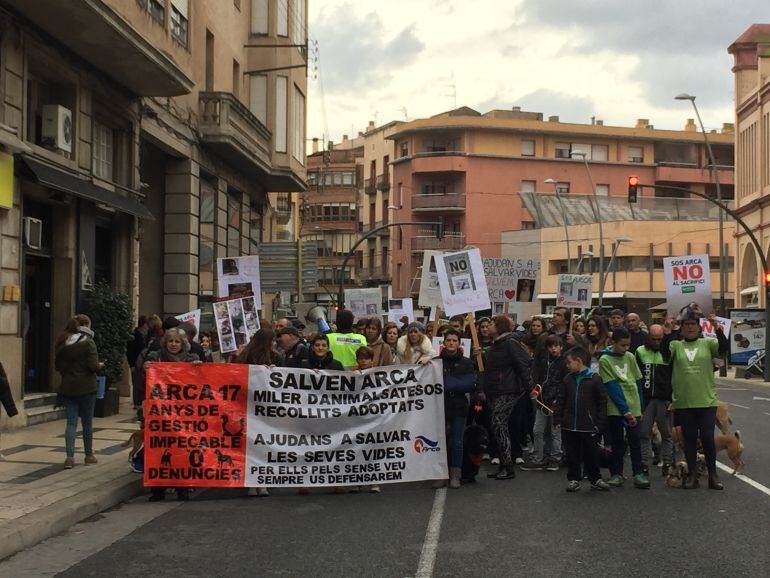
left=415, top=487, right=447, bottom=578
left=716, top=462, right=770, bottom=498
left=724, top=402, right=750, bottom=409
left=753, top=396, right=770, bottom=402
left=763, top=412, right=770, bottom=417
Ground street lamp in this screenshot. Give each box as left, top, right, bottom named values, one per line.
left=545, top=178, right=572, bottom=273
left=675, top=93, right=726, bottom=318
left=571, top=151, right=606, bottom=309
left=576, top=250, right=594, bottom=273
left=603, top=236, right=632, bottom=294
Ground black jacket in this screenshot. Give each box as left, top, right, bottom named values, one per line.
left=629, top=330, right=648, bottom=353
left=554, top=369, right=607, bottom=433
left=535, top=354, right=567, bottom=407
left=301, top=352, right=343, bottom=371
left=440, top=350, right=478, bottom=418
left=481, top=333, right=532, bottom=397
left=284, top=341, right=310, bottom=368
left=0, top=362, right=18, bottom=418
left=635, top=340, right=673, bottom=403
left=126, top=328, right=148, bottom=367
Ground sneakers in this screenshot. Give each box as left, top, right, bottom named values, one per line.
left=591, top=479, right=611, bottom=491
left=64, top=457, right=75, bottom=469
left=490, top=457, right=500, bottom=466
left=607, top=474, right=624, bottom=487
left=545, top=460, right=560, bottom=472
left=369, top=485, right=382, bottom=493
left=514, top=457, right=525, bottom=465
left=633, top=473, right=651, bottom=489
left=566, top=480, right=581, bottom=492
left=85, top=454, right=98, bottom=465
left=519, top=459, right=546, bottom=471
left=248, top=487, right=270, bottom=497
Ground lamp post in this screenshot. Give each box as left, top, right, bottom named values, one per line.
left=571, top=151, right=606, bottom=309
left=576, top=250, right=594, bottom=273
left=603, top=236, right=632, bottom=295
left=545, top=178, right=572, bottom=273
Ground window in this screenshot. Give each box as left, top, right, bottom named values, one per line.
left=521, top=139, right=535, bottom=157
left=291, top=0, right=306, bottom=53
left=275, top=76, right=288, bottom=152
left=205, top=30, right=214, bottom=91
left=342, top=172, right=353, bottom=185
left=555, top=182, right=570, bottom=194
left=170, top=0, right=189, bottom=46
left=628, top=146, right=644, bottom=163
left=591, top=144, right=609, bottom=161
left=227, top=193, right=241, bottom=257
left=250, top=202, right=263, bottom=253
left=232, top=60, right=240, bottom=99
left=520, top=180, right=536, bottom=193
left=555, top=142, right=571, bottom=159
left=137, top=0, right=165, bottom=23
left=595, top=184, right=609, bottom=196
left=199, top=181, right=216, bottom=294
left=292, top=84, right=305, bottom=163
left=277, top=0, right=289, bottom=36
left=400, top=141, right=409, bottom=158
left=522, top=221, right=537, bottom=230
left=251, top=0, right=268, bottom=34
left=92, top=120, right=114, bottom=181
left=249, top=74, right=267, bottom=125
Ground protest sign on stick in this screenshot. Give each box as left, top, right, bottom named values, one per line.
left=434, top=248, right=491, bottom=316
left=663, top=254, right=713, bottom=319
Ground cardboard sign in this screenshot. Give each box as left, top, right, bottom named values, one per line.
left=434, top=249, right=491, bottom=316
left=663, top=254, right=713, bottom=319
left=483, top=257, right=539, bottom=304
left=418, top=250, right=444, bottom=308
left=344, top=288, right=382, bottom=320
left=729, top=309, right=766, bottom=365
left=388, top=297, right=414, bottom=323
left=175, top=309, right=201, bottom=341
left=213, top=297, right=261, bottom=353
left=556, top=274, right=593, bottom=309
left=145, top=363, right=447, bottom=487
left=699, top=316, right=731, bottom=339
left=217, top=255, right=262, bottom=310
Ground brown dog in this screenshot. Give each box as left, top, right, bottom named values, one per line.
left=715, top=431, right=745, bottom=474
left=716, top=401, right=732, bottom=435
left=123, top=430, right=144, bottom=461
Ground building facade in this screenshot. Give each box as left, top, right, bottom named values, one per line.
left=729, top=24, right=770, bottom=308
left=387, top=107, right=734, bottom=300
left=0, top=0, right=307, bottom=428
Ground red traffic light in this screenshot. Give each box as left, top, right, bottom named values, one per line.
left=765, top=272, right=770, bottom=285
left=628, top=175, right=639, bottom=187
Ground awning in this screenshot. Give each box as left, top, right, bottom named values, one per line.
left=740, top=286, right=759, bottom=296
left=648, top=302, right=668, bottom=311
left=18, top=155, right=153, bottom=220
left=536, top=292, right=625, bottom=300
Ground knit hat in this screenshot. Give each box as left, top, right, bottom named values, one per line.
left=406, top=321, right=426, bottom=334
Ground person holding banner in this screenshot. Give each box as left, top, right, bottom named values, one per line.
left=382, top=322, right=400, bottom=361
left=363, top=317, right=394, bottom=367
left=300, top=334, right=344, bottom=372
left=482, top=316, right=533, bottom=480
left=397, top=322, right=436, bottom=365
left=433, top=328, right=478, bottom=489
left=326, top=310, right=367, bottom=370
left=662, top=313, right=728, bottom=490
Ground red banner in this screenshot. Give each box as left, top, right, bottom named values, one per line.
left=144, top=363, right=248, bottom=487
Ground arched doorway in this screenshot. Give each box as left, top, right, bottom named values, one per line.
left=739, top=244, right=759, bottom=308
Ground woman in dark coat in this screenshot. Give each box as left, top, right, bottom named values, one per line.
left=0, top=361, right=19, bottom=459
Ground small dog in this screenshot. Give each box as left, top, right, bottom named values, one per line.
left=214, top=449, right=233, bottom=467
left=461, top=424, right=488, bottom=483
left=123, top=430, right=144, bottom=461
left=666, top=461, right=689, bottom=489
left=715, top=431, right=745, bottom=474
left=716, top=401, right=732, bottom=435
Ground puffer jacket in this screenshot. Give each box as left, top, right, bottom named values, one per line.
left=554, top=369, right=607, bottom=433
left=55, top=330, right=100, bottom=397
left=481, top=333, right=532, bottom=397
left=440, top=349, right=478, bottom=418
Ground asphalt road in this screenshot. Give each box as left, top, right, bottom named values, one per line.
left=3, top=378, right=770, bottom=577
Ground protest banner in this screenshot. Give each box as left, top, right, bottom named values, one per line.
left=432, top=336, right=471, bottom=358
left=212, top=296, right=261, bottom=353
left=729, top=309, right=766, bottom=365
left=418, top=250, right=444, bottom=308
left=344, top=287, right=382, bottom=319
left=145, top=363, right=447, bottom=488
left=556, top=274, right=593, bottom=309
left=217, top=255, right=262, bottom=309
left=434, top=248, right=491, bottom=316
left=175, top=309, right=201, bottom=340
left=483, top=257, right=539, bottom=304
left=699, top=316, right=731, bottom=339
left=663, top=254, right=713, bottom=319
left=388, top=297, right=414, bottom=323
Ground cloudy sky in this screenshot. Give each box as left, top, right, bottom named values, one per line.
left=307, top=0, right=769, bottom=143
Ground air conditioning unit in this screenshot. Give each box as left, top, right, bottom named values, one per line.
left=23, top=217, right=42, bottom=250
left=41, top=105, right=73, bottom=153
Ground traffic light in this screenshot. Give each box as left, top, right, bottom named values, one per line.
left=628, top=176, right=639, bottom=203
left=765, top=272, right=770, bottom=304
left=436, top=216, right=445, bottom=240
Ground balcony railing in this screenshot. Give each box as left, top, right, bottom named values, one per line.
left=359, top=267, right=385, bottom=281
left=412, top=193, right=466, bottom=211
left=412, top=233, right=465, bottom=251
left=376, top=174, right=390, bottom=192
left=364, top=178, right=377, bottom=195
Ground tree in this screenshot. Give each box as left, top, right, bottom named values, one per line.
left=87, top=282, right=133, bottom=384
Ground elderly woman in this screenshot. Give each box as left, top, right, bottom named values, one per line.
left=662, top=313, right=728, bottom=490
left=396, top=322, right=436, bottom=364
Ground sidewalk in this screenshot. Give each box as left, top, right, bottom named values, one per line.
left=0, top=399, right=142, bottom=561
left=716, top=366, right=770, bottom=388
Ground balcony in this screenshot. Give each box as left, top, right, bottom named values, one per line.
left=359, top=267, right=386, bottom=282
left=411, top=233, right=466, bottom=251
left=376, top=174, right=390, bottom=193
left=3, top=0, right=193, bottom=96
left=374, top=220, right=390, bottom=236
left=364, top=178, right=377, bottom=195
left=408, top=154, right=468, bottom=174
left=199, top=91, right=274, bottom=181
left=655, top=164, right=734, bottom=186
left=412, top=193, right=466, bottom=212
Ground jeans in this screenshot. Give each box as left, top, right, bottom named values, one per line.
left=562, top=430, right=601, bottom=483
left=676, top=407, right=717, bottom=475
left=64, top=394, right=96, bottom=457
left=607, top=415, right=643, bottom=477
left=640, top=399, right=673, bottom=467
left=446, top=415, right=465, bottom=469
left=532, top=408, right=562, bottom=463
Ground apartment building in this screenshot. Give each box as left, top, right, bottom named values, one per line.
left=387, top=106, right=734, bottom=299
left=0, top=0, right=306, bottom=427
left=729, top=24, right=770, bottom=308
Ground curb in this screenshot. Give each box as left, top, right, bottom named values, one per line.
left=0, top=472, right=144, bottom=562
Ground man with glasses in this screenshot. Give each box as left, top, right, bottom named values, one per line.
left=635, top=324, right=674, bottom=476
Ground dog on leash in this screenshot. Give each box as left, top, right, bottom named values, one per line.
left=715, top=431, right=745, bottom=474
left=716, top=401, right=732, bottom=435
left=123, top=430, right=144, bottom=461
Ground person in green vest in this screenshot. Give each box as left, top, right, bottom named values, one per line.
left=662, top=312, right=728, bottom=490
left=326, top=309, right=367, bottom=370
left=598, top=327, right=649, bottom=489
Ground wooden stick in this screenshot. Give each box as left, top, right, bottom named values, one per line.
left=467, top=312, right=484, bottom=371
left=568, top=308, right=575, bottom=334
left=428, top=306, right=442, bottom=339
left=503, top=301, right=510, bottom=315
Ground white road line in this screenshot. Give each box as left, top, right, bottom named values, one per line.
left=414, top=487, right=447, bottom=578
left=725, top=402, right=750, bottom=409
left=763, top=412, right=770, bottom=417
left=716, top=461, right=770, bottom=498
left=753, top=396, right=770, bottom=402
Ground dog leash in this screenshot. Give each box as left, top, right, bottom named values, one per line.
left=532, top=384, right=554, bottom=416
